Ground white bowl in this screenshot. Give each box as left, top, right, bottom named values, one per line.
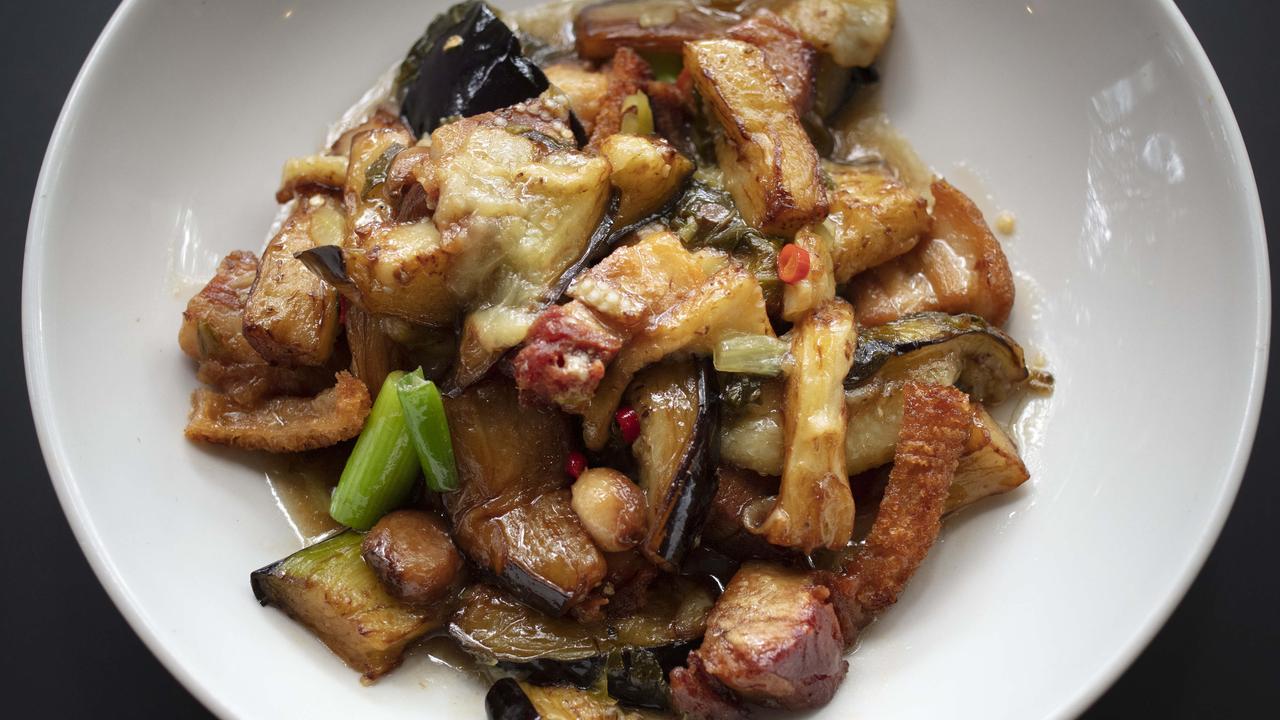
left=23, top=0, right=1269, bottom=718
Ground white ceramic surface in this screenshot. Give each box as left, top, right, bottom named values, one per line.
left=23, top=1, right=1269, bottom=718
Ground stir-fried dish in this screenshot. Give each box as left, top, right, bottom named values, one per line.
left=178, top=1, right=1050, bottom=716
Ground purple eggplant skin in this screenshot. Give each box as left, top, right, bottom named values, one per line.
left=397, top=1, right=549, bottom=137
left=631, top=357, right=721, bottom=571
left=486, top=678, right=541, bottom=720
left=499, top=656, right=606, bottom=689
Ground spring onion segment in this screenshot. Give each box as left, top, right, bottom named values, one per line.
left=330, top=371, right=420, bottom=530
left=396, top=368, right=459, bottom=493
left=713, top=333, right=790, bottom=376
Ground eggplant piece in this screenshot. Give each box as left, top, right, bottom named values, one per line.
left=397, top=1, right=549, bottom=137
left=847, top=179, right=1016, bottom=327
left=751, top=299, right=856, bottom=553
left=242, top=196, right=343, bottom=367
left=443, top=380, right=607, bottom=614
left=947, top=403, right=1030, bottom=513
left=250, top=530, right=449, bottom=680
left=597, top=134, right=693, bottom=228
left=427, top=96, right=612, bottom=389
left=276, top=154, right=348, bottom=203
left=626, top=356, right=721, bottom=570
left=573, top=0, right=743, bottom=60
left=451, top=579, right=713, bottom=663
left=719, top=311, right=1030, bottom=477
left=780, top=0, right=896, bottom=68
left=607, top=646, right=682, bottom=710
left=487, top=680, right=656, bottom=720
left=846, top=312, right=1029, bottom=398
left=178, top=251, right=264, bottom=365
left=824, top=164, right=929, bottom=282
left=684, top=39, right=829, bottom=236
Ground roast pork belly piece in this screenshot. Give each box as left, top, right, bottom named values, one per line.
left=684, top=38, right=829, bottom=236
left=512, top=230, right=711, bottom=412
left=675, top=562, right=847, bottom=716
left=847, top=179, right=1015, bottom=326
left=178, top=251, right=264, bottom=365
left=185, top=371, right=371, bottom=453
left=727, top=10, right=819, bottom=116
left=824, top=382, right=971, bottom=638
left=825, top=165, right=930, bottom=282
left=587, top=46, right=652, bottom=148
left=670, top=653, right=750, bottom=720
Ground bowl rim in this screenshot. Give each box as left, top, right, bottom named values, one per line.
left=21, top=1, right=1271, bottom=718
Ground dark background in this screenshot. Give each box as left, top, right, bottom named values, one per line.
left=1, top=1, right=1274, bottom=717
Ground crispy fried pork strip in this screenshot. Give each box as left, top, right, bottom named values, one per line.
left=824, top=382, right=971, bottom=640
left=185, top=371, right=371, bottom=452
left=673, top=563, right=847, bottom=716
left=848, top=179, right=1015, bottom=326
left=194, top=360, right=333, bottom=408
left=753, top=299, right=856, bottom=552
left=178, top=251, right=264, bottom=365
left=587, top=47, right=652, bottom=149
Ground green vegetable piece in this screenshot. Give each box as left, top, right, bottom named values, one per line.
left=619, top=92, right=654, bottom=136
left=641, top=52, right=682, bottom=83
left=713, top=333, right=789, bottom=376
left=396, top=368, right=459, bottom=493
left=329, top=370, right=420, bottom=530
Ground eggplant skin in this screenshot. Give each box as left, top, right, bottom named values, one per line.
left=628, top=357, right=721, bottom=570
left=398, top=1, right=549, bottom=137
left=486, top=678, right=541, bottom=720
left=845, top=311, right=1028, bottom=399
left=250, top=530, right=447, bottom=680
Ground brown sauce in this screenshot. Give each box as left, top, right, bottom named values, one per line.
left=263, top=446, right=347, bottom=544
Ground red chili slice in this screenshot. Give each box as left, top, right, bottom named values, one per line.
left=615, top=406, right=642, bottom=444
left=565, top=451, right=588, bottom=479
left=778, top=244, right=811, bottom=284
